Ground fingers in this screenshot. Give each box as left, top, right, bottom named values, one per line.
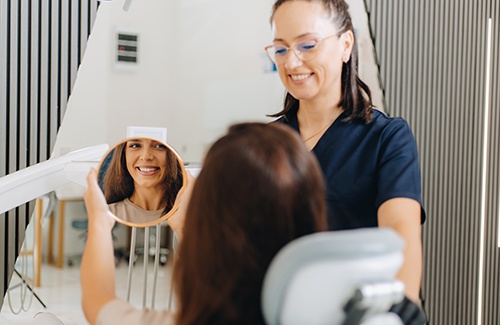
left=84, top=168, right=98, bottom=202
left=84, top=167, right=107, bottom=210
left=86, top=167, right=98, bottom=188
left=184, top=171, right=196, bottom=194
left=186, top=171, right=196, bottom=184
left=84, top=167, right=115, bottom=230
left=166, top=169, right=196, bottom=239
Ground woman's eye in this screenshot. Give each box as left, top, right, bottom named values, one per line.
left=153, top=143, right=167, bottom=150
left=297, top=41, right=317, bottom=52
left=128, top=143, right=141, bottom=149
left=275, top=47, right=288, bottom=56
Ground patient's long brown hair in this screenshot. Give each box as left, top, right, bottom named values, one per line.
left=173, top=123, right=327, bottom=324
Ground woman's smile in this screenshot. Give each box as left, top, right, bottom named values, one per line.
left=290, top=73, right=313, bottom=82
left=136, top=165, right=160, bottom=175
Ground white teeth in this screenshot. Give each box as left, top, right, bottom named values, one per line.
left=291, top=74, right=311, bottom=81
left=138, top=167, right=157, bottom=172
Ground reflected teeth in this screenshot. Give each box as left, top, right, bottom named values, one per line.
left=138, top=167, right=157, bottom=172
left=291, top=74, right=311, bottom=81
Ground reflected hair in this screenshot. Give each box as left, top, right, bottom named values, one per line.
left=101, top=141, right=183, bottom=214
left=174, top=122, right=327, bottom=324
left=269, top=0, right=373, bottom=123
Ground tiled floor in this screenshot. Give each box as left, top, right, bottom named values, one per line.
left=0, top=255, right=175, bottom=325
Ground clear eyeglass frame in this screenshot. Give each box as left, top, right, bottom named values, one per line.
left=264, top=34, right=338, bottom=64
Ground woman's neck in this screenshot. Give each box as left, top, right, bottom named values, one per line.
left=297, top=100, right=342, bottom=129
left=129, top=187, right=166, bottom=211
left=297, top=98, right=343, bottom=150
left=297, top=91, right=342, bottom=127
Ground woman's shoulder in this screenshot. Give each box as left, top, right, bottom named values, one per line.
left=368, top=109, right=413, bottom=136
left=371, top=109, right=408, bottom=125
left=108, top=199, right=140, bottom=216
left=338, top=109, right=415, bottom=147
left=108, top=200, right=125, bottom=213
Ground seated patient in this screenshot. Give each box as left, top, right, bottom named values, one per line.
left=81, top=122, right=328, bottom=325
left=102, top=138, right=183, bottom=224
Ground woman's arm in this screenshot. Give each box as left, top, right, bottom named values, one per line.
left=81, top=168, right=118, bottom=325
left=378, top=197, right=422, bottom=303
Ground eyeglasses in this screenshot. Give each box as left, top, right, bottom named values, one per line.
left=264, top=34, right=338, bottom=64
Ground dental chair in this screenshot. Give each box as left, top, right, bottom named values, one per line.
left=262, top=228, right=406, bottom=325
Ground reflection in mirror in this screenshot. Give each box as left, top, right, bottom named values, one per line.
left=98, top=137, right=186, bottom=227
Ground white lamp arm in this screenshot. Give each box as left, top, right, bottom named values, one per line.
left=0, top=144, right=109, bottom=215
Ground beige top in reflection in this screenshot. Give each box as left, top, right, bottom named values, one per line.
left=98, top=299, right=174, bottom=325
left=108, top=198, right=163, bottom=224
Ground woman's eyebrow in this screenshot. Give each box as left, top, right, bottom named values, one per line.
left=273, top=32, right=317, bottom=43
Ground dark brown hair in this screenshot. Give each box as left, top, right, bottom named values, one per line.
left=173, top=123, right=327, bottom=325
left=269, top=0, right=373, bottom=123
left=101, top=139, right=183, bottom=215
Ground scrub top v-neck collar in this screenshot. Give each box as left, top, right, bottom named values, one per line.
left=286, top=106, right=346, bottom=154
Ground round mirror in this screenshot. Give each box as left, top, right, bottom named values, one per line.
left=97, top=137, right=187, bottom=228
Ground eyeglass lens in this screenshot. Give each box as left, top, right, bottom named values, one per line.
left=267, top=39, right=319, bottom=63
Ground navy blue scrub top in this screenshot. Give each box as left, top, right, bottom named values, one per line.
left=276, top=107, right=426, bottom=231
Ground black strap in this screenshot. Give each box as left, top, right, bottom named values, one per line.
left=389, top=296, right=428, bottom=325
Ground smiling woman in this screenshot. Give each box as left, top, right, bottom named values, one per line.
left=98, top=137, right=186, bottom=227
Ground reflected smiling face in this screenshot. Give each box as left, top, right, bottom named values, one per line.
left=125, top=138, right=168, bottom=191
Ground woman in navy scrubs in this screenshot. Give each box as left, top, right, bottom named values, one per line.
left=266, top=0, right=426, bottom=307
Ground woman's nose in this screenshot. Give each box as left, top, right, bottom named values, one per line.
left=140, top=148, right=154, bottom=160
left=284, top=50, right=303, bottom=69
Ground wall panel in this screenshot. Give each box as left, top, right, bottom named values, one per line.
left=0, top=0, right=98, bottom=309
left=365, top=0, right=500, bottom=323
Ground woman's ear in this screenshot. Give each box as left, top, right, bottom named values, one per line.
left=340, top=30, right=354, bottom=63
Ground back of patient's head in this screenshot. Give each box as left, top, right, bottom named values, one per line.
left=174, top=122, right=327, bottom=325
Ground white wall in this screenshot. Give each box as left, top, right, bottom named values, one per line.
left=53, top=0, right=383, bottom=163
left=54, top=0, right=281, bottom=163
